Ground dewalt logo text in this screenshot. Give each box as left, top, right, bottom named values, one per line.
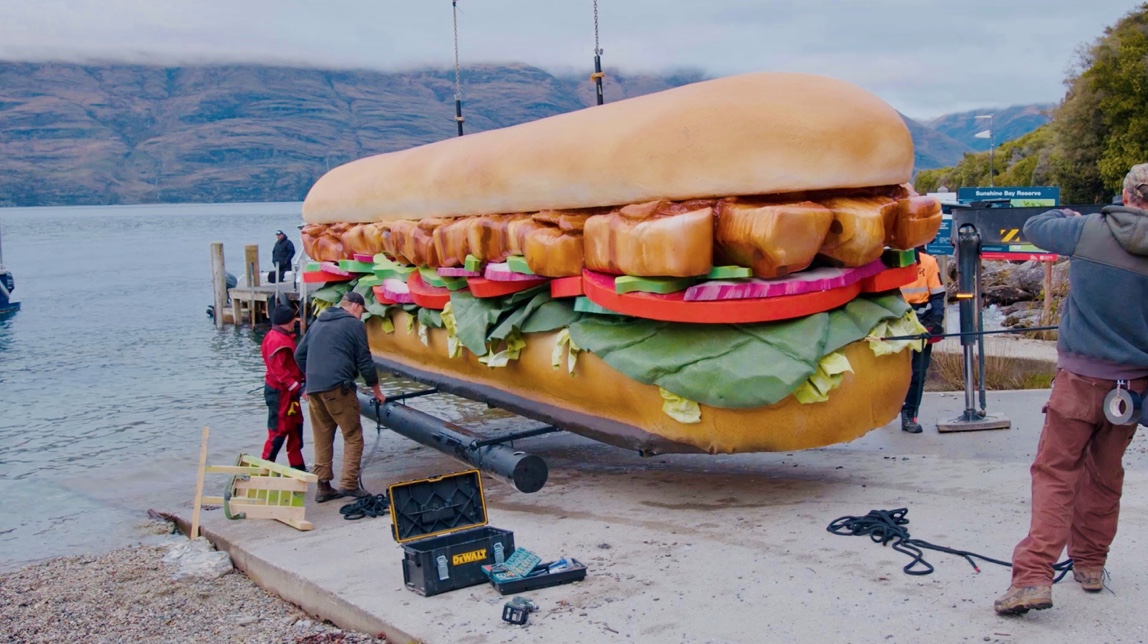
left=452, top=549, right=487, bottom=566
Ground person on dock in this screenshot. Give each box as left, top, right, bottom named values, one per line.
left=898, top=249, right=946, bottom=433
left=295, top=291, right=385, bottom=503
left=261, top=305, right=306, bottom=471
left=995, top=163, right=1148, bottom=615
left=271, top=230, right=295, bottom=283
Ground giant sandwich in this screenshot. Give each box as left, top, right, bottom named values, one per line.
left=298, top=72, right=942, bottom=455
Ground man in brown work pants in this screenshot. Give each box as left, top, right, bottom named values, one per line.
left=295, top=292, right=385, bottom=503
left=995, top=164, right=1148, bottom=614
left=307, top=386, right=367, bottom=494
left=1007, top=372, right=1142, bottom=593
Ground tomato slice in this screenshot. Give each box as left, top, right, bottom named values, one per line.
left=407, top=271, right=452, bottom=310
left=549, top=276, right=584, bottom=299
left=582, top=269, right=863, bottom=324
left=860, top=264, right=918, bottom=293
left=467, top=276, right=548, bottom=298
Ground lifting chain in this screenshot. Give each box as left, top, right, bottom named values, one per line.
left=592, top=0, right=605, bottom=105
left=593, top=0, right=601, bottom=56
left=452, top=0, right=465, bottom=135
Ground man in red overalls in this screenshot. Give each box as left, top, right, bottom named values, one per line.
left=262, top=305, right=306, bottom=470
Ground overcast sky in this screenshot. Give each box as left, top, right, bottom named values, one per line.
left=0, top=0, right=1137, bottom=119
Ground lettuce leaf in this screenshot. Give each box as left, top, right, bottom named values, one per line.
left=449, top=286, right=581, bottom=357
left=659, top=388, right=702, bottom=424
left=311, top=282, right=351, bottom=304
left=441, top=301, right=463, bottom=359
left=568, top=293, right=909, bottom=409
left=867, top=311, right=928, bottom=356
left=418, top=307, right=444, bottom=330
left=792, top=351, right=854, bottom=404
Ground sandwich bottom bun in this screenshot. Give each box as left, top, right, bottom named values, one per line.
left=368, top=312, right=911, bottom=454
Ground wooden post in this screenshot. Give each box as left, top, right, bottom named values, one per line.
left=244, top=244, right=261, bottom=288
left=1041, top=260, right=1054, bottom=339
left=190, top=426, right=210, bottom=540
left=245, top=244, right=260, bottom=327
left=210, top=243, right=226, bottom=329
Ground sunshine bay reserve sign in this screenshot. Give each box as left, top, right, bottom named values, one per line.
left=955, top=186, right=1060, bottom=207
left=926, top=186, right=1061, bottom=259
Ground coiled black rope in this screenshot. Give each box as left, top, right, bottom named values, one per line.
left=339, top=494, right=390, bottom=521
left=827, top=508, right=1074, bottom=581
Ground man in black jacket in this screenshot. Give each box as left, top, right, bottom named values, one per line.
left=295, top=292, right=386, bottom=502
left=271, top=230, right=295, bottom=283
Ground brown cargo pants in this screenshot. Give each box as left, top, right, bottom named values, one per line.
left=307, top=386, right=365, bottom=491
left=1011, top=369, right=1144, bottom=587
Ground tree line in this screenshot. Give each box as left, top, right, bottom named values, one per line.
left=916, top=4, right=1148, bottom=204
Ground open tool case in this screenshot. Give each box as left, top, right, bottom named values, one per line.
left=388, top=470, right=514, bottom=596
left=483, top=548, right=588, bottom=595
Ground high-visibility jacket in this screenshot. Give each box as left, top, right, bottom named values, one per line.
left=901, top=252, right=946, bottom=343
left=901, top=252, right=944, bottom=305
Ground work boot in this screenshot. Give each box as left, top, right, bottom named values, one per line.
left=901, top=410, right=923, bottom=434
left=339, top=487, right=372, bottom=499
left=994, top=585, right=1053, bottom=615
left=315, top=481, right=345, bottom=504
left=1073, top=566, right=1105, bottom=592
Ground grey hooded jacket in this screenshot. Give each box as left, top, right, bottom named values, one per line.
left=294, top=306, right=379, bottom=395
left=1023, top=206, right=1148, bottom=379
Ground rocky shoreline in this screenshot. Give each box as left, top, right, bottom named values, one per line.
left=944, top=258, right=1067, bottom=335
left=0, top=523, right=385, bottom=644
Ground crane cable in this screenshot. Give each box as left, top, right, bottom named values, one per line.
left=591, top=0, right=605, bottom=105
left=452, top=0, right=465, bottom=135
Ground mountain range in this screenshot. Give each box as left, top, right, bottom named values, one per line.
left=0, top=62, right=1050, bottom=207
left=928, top=104, right=1053, bottom=152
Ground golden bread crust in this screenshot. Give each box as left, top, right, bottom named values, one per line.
left=303, top=73, right=914, bottom=224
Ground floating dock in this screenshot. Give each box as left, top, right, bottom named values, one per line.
left=210, top=242, right=304, bottom=328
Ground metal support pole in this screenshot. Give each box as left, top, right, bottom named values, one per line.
left=470, top=425, right=562, bottom=449
left=356, top=392, right=549, bottom=493
left=594, top=54, right=604, bottom=106
left=976, top=258, right=988, bottom=413
left=938, top=225, right=1010, bottom=433
left=989, top=129, right=995, bottom=188
left=957, top=226, right=979, bottom=416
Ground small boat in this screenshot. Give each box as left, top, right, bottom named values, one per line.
left=0, top=218, right=17, bottom=316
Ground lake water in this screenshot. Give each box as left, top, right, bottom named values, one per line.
left=0, top=203, right=323, bottom=570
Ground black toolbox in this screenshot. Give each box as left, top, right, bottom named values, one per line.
left=388, top=469, right=514, bottom=597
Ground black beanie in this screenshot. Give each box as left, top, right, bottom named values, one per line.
left=271, top=305, right=296, bottom=326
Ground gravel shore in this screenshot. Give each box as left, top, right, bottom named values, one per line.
left=0, top=533, right=386, bottom=644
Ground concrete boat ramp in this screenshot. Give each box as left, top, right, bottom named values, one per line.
left=175, top=390, right=1148, bottom=643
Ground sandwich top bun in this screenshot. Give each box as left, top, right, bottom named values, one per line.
left=302, top=72, right=914, bottom=225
